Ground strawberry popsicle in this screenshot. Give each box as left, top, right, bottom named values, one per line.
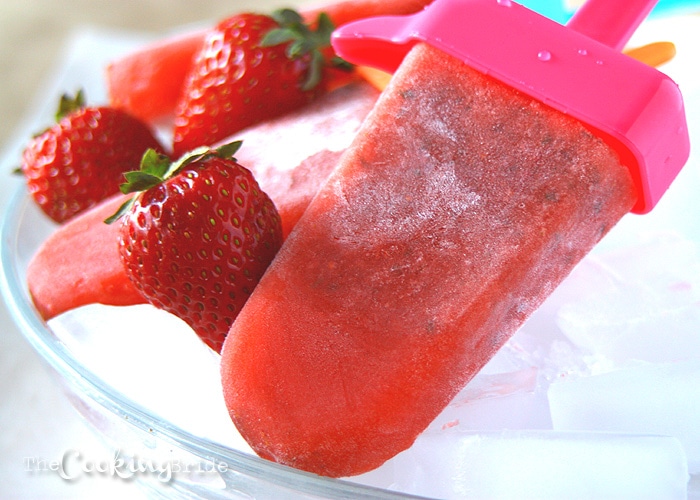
left=231, top=81, right=379, bottom=238
left=220, top=0, right=689, bottom=478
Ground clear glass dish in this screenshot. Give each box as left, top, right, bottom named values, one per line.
left=3, top=13, right=700, bottom=500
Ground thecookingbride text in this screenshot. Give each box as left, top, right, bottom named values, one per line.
left=24, top=449, right=228, bottom=483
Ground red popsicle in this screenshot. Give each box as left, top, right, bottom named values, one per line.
left=231, top=81, right=379, bottom=238
left=220, top=0, right=689, bottom=477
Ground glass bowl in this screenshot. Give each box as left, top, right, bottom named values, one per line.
left=3, top=13, right=700, bottom=500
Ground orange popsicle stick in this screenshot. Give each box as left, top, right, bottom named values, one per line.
left=624, top=40, right=676, bottom=67
left=355, top=65, right=393, bottom=91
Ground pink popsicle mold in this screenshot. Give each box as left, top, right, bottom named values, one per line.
left=331, top=0, right=690, bottom=214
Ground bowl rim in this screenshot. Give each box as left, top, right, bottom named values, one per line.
left=0, top=185, right=427, bottom=499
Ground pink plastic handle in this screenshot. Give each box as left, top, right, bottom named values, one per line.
left=332, top=0, right=690, bottom=214
left=567, top=0, right=657, bottom=50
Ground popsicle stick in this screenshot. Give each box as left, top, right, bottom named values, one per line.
left=625, top=41, right=676, bottom=67
left=567, top=0, right=660, bottom=50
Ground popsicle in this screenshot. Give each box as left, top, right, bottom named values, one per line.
left=231, top=81, right=379, bottom=238
left=220, top=0, right=689, bottom=478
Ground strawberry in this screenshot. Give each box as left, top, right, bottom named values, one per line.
left=171, top=9, right=349, bottom=156
left=19, top=90, right=164, bottom=223
left=110, top=142, right=283, bottom=352
left=105, top=0, right=436, bottom=126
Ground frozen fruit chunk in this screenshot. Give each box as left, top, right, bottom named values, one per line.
left=220, top=43, right=637, bottom=477
left=27, top=194, right=145, bottom=320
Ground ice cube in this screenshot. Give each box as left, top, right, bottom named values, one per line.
left=48, top=304, right=251, bottom=452
left=548, top=360, right=700, bottom=474
left=597, top=233, right=700, bottom=290
left=558, top=285, right=700, bottom=365
left=556, top=235, right=700, bottom=366
left=385, top=430, right=688, bottom=499
left=502, top=320, right=592, bottom=381
left=426, top=367, right=552, bottom=433
left=489, top=255, right=619, bottom=382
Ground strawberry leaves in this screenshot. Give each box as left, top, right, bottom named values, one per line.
left=105, top=142, right=244, bottom=224
left=261, top=9, right=350, bottom=91
left=119, top=149, right=172, bottom=193
left=55, top=89, right=86, bottom=121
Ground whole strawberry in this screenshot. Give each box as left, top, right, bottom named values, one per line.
left=172, top=9, right=348, bottom=156
left=20, top=90, right=163, bottom=223
left=110, top=142, right=283, bottom=352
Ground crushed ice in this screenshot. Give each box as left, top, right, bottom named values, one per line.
left=48, top=232, right=700, bottom=498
